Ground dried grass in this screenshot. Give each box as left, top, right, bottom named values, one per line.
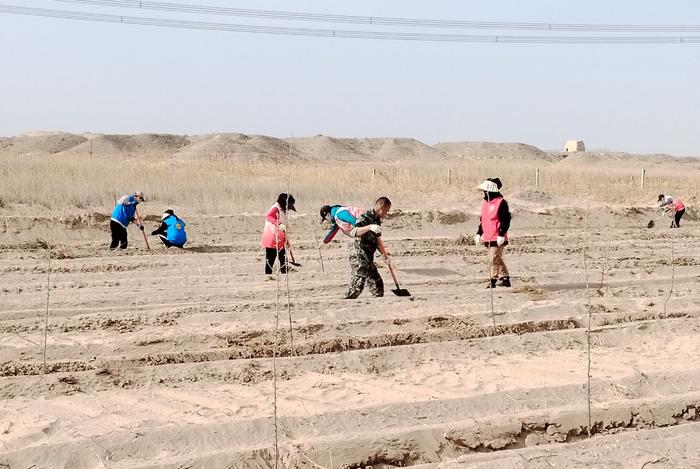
left=1, top=153, right=698, bottom=215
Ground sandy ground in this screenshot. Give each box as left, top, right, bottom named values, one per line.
left=1, top=203, right=699, bottom=468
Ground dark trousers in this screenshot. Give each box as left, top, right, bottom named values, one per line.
left=110, top=220, right=128, bottom=249
left=672, top=209, right=685, bottom=228
left=158, top=236, right=184, bottom=248
left=265, top=247, right=287, bottom=274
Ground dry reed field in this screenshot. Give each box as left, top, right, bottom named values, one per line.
left=1, top=132, right=700, bottom=468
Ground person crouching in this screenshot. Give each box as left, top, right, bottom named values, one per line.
left=151, top=209, right=187, bottom=248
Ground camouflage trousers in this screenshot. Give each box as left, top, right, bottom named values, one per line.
left=344, top=249, right=384, bottom=299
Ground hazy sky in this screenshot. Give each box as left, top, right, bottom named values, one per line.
left=1, top=0, right=699, bottom=154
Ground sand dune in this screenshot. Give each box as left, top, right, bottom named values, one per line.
left=434, top=141, right=558, bottom=162
left=4, top=132, right=700, bottom=168
left=0, top=132, right=554, bottom=162
left=560, top=150, right=700, bottom=169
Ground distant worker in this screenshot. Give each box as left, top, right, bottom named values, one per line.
left=474, top=178, right=511, bottom=288
left=261, top=193, right=296, bottom=274
left=151, top=209, right=187, bottom=248
left=110, top=191, right=145, bottom=250
left=345, top=197, right=392, bottom=299
left=658, top=194, right=686, bottom=228
left=320, top=204, right=365, bottom=244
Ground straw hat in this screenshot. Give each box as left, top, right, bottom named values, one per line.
left=476, top=180, right=499, bottom=192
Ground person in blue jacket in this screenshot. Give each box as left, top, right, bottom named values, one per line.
left=110, top=191, right=145, bottom=250
left=151, top=209, right=187, bottom=248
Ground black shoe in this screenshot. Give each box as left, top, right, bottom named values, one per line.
left=486, top=278, right=497, bottom=289
left=499, top=277, right=511, bottom=287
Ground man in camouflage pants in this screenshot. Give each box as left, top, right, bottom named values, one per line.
left=345, top=197, right=392, bottom=299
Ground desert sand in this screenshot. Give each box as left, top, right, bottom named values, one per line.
left=1, top=133, right=699, bottom=468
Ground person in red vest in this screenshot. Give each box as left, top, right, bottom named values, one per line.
left=474, top=178, right=511, bottom=288
left=261, top=193, right=296, bottom=274
left=658, top=194, right=686, bottom=228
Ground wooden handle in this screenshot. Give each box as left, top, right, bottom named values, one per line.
left=135, top=207, right=150, bottom=250
left=377, top=237, right=401, bottom=288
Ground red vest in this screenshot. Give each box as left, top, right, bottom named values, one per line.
left=673, top=200, right=685, bottom=212
left=261, top=203, right=287, bottom=249
left=480, top=197, right=508, bottom=242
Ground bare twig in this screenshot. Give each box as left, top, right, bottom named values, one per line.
left=484, top=192, right=496, bottom=332
left=311, top=221, right=326, bottom=273
left=582, top=204, right=593, bottom=437
left=663, top=244, right=675, bottom=315
left=599, top=239, right=611, bottom=294
left=43, top=234, right=52, bottom=372
left=273, top=218, right=281, bottom=469
left=300, top=453, right=330, bottom=469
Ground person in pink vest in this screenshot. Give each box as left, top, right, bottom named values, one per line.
left=261, top=193, right=296, bottom=274
left=474, top=178, right=512, bottom=288
left=658, top=194, right=686, bottom=228
left=319, top=204, right=365, bottom=244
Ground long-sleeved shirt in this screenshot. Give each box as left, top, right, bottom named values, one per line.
left=350, top=209, right=382, bottom=257
left=111, top=195, right=139, bottom=228
left=323, top=205, right=361, bottom=244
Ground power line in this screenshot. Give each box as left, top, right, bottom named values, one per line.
left=2, top=4, right=700, bottom=44
left=53, top=0, right=700, bottom=33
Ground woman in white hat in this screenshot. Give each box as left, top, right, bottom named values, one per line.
left=474, top=178, right=511, bottom=288
left=151, top=209, right=187, bottom=248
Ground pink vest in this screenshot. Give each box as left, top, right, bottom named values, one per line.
left=673, top=200, right=685, bottom=212
left=480, top=197, right=508, bottom=242
left=261, top=203, right=287, bottom=249
left=335, top=206, right=365, bottom=235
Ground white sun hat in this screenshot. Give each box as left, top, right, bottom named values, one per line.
left=476, top=180, right=499, bottom=192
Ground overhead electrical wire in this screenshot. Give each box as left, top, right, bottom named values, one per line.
left=2, top=4, right=700, bottom=44
left=52, top=0, right=700, bottom=33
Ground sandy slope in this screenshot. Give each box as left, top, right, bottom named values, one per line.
left=1, top=202, right=699, bottom=468
left=1, top=132, right=554, bottom=163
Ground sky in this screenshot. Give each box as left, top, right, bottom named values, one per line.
left=1, top=0, right=699, bottom=155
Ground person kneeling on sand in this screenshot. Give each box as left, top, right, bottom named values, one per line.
left=110, top=191, right=145, bottom=250
left=344, top=197, right=391, bottom=299
left=474, top=178, right=511, bottom=288
left=320, top=204, right=365, bottom=244
left=151, top=209, right=187, bottom=248
left=658, top=194, right=686, bottom=228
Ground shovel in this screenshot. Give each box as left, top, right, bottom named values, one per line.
left=378, top=238, right=411, bottom=297
left=135, top=207, right=150, bottom=250
left=647, top=211, right=668, bottom=229
left=287, top=246, right=302, bottom=267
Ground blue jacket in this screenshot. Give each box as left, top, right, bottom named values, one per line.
left=163, top=215, right=187, bottom=245
left=111, top=195, right=138, bottom=227
left=323, top=205, right=360, bottom=244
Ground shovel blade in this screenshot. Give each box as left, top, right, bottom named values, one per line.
left=391, top=288, right=412, bottom=297
left=290, top=262, right=302, bottom=267
left=647, top=220, right=655, bottom=228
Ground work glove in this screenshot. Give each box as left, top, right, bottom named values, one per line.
left=473, top=234, right=481, bottom=245
left=496, top=236, right=505, bottom=246
left=278, top=223, right=287, bottom=232
left=368, top=224, right=381, bottom=234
